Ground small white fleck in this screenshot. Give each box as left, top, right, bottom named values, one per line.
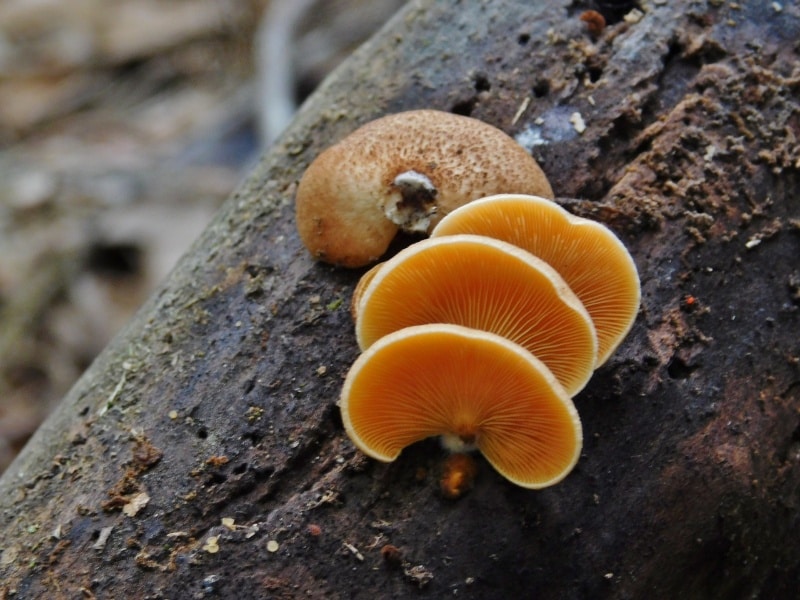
left=93, top=526, right=114, bottom=550
left=569, top=112, right=587, bottom=134
left=167, top=531, right=189, bottom=538
left=514, top=125, right=548, bottom=152
left=745, top=237, right=761, bottom=249
left=267, top=540, right=280, bottom=552
left=122, top=491, right=150, bottom=517
left=343, top=542, right=364, bottom=561
left=511, top=96, right=531, bottom=126
left=203, top=536, right=220, bottom=554
left=546, top=27, right=563, bottom=45
left=245, top=524, right=259, bottom=539
left=771, top=1, right=782, bottom=12
left=703, top=145, right=717, bottom=162
left=624, top=9, right=644, bottom=23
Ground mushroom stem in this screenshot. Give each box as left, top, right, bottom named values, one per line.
left=383, top=170, right=438, bottom=232
left=440, top=433, right=478, bottom=453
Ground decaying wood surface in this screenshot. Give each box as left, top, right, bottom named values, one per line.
left=1, top=1, right=799, bottom=597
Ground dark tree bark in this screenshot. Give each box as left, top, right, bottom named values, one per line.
left=1, top=1, right=799, bottom=598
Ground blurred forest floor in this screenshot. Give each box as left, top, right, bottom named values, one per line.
left=0, top=0, right=405, bottom=474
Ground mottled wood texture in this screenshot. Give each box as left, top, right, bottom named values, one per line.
left=1, top=1, right=799, bottom=598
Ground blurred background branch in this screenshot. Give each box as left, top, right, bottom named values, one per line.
left=0, top=0, right=406, bottom=473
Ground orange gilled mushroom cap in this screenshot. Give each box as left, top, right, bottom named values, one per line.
left=340, top=324, right=583, bottom=489
left=355, top=234, right=598, bottom=397
left=431, top=194, right=640, bottom=365
left=350, top=262, right=383, bottom=322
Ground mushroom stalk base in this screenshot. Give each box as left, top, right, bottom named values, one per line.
left=440, top=433, right=478, bottom=454
left=384, top=170, right=438, bottom=233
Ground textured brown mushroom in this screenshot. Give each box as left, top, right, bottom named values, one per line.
left=355, top=234, right=597, bottom=396
left=340, top=324, right=583, bottom=489
left=431, top=194, right=640, bottom=365
left=295, top=110, right=553, bottom=268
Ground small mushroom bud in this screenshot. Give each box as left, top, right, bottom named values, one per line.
left=440, top=453, right=479, bottom=500
left=295, top=110, right=553, bottom=268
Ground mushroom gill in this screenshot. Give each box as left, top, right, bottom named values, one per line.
left=340, top=324, right=583, bottom=489
left=431, top=194, right=640, bottom=365
left=355, top=234, right=598, bottom=396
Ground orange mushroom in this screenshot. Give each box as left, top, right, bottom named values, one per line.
left=355, top=234, right=597, bottom=396
left=350, top=262, right=383, bottom=321
left=440, top=453, right=479, bottom=499
left=340, top=324, right=583, bottom=489
left=295, top=110, right=553, bottom=268
left=431, top=194, right=640, bottom=365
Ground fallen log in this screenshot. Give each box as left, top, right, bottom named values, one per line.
left=1, top=1, right=799, bottom=598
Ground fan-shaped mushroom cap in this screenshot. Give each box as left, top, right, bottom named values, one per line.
left=350, top=262, right=383, bottom=321
left=295, top=110, right=553, bottom=268
left=355, top=234, right=597, bottom=396
left=340, top=324, right=583, bottom=489
left=431, top=194, right=640, bottom=365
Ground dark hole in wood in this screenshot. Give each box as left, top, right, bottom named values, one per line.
left=532, top=79, right=550, bottom=98
left=667, top=355, right=698, bottom=379
left=473, top=72, right=491, bottom=92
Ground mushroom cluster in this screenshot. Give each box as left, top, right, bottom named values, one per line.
left=295, top=112, right=639, bottom=491
left=340, top=193, right=640, bottom=490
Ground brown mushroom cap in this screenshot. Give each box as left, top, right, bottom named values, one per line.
left=431, top=194, right=640, bottom=365
left=295, top=110, right=554, bottom=268
left=340, top=324, right=583, bottom=489
left=355, top=234, right=597, bottom=396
